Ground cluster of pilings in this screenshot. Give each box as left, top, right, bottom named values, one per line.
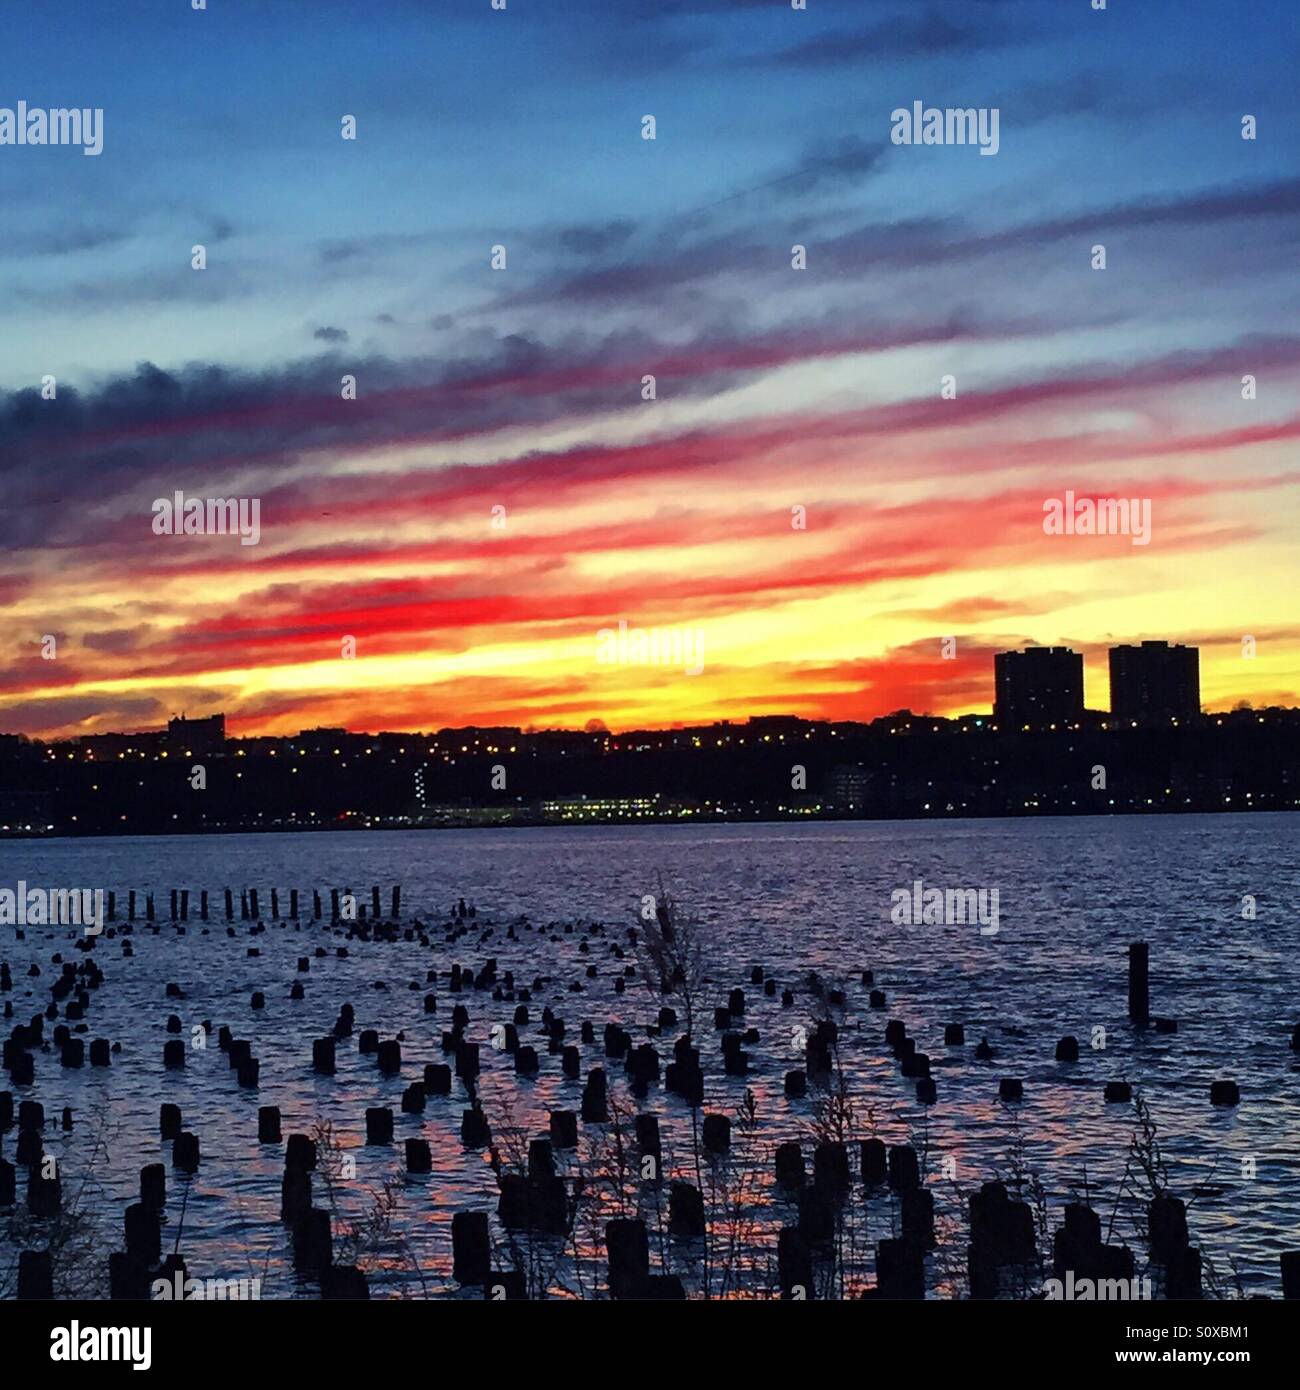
left=276, top=1131, right=369, bottom=1298
left=416, top=944, right=1292, bottom=1299
left=2, top=908, right=1298, bottom=1299
left=97, top=883, right=404, bottom=924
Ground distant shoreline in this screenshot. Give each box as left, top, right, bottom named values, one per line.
left=3, top=803, right=1298, bottom=844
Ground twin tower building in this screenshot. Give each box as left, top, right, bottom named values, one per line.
left=994, top=641, right=1200, bottom=728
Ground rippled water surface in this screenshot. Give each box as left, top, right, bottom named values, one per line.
left=2, top=815, right=1297, bottom=1298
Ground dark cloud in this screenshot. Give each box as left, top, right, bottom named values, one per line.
left=760, top=136, right=890, bottom=199
left=319, top=239, right=365, bottom=264
left=312, top=325, right=350, bottom=343
left=10, top=263, right=259, bottom=310
left=0, top=693, right=165, bottom=736
left=16, top=224, right=130, bottom=257
left=1011, top=69, right=1209, bottom=124
left=767, top=12, right=1008, bottom=67
left=82, top=625, right=153, bottom=654
left=557, top=220, right=638, bottom=256
left=0, top=301, right=1050, bottom=560
left=503, top=171, right=1298, bottom=316
left=0, top=326, right=763, bottom=550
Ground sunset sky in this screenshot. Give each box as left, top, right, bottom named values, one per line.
left=2, top=0, right=1298, bottom=739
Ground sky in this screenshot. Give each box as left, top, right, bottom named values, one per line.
left=1, top=0, right=1298, bottom=739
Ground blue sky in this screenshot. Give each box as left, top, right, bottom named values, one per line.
left=4, top=0, right=1295, bottom=385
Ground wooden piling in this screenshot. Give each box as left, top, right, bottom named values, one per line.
left=1128, top=942, right=1150, bottom=1025
left=605, top=1219, right=650, bottom=1299
left=452, top=1211, right=490, bottom=1284
left=16, top=1250, right=53, bottom=1300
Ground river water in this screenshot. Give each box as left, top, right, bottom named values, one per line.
left=1, top=815, right=1296, bottom=1298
